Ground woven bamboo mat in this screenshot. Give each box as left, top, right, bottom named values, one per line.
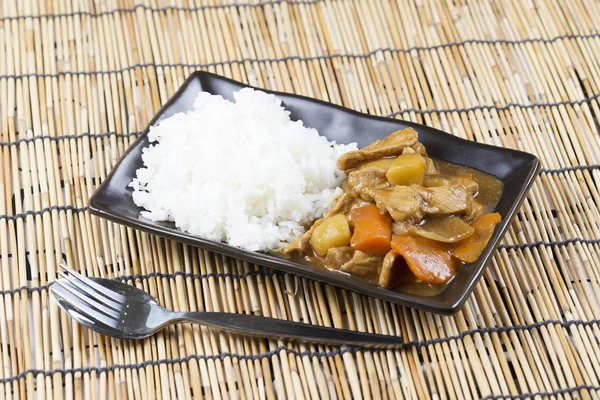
left=1, top=0, right=600, bottom=398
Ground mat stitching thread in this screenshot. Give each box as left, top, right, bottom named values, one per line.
left=0, top=132, right=141, bottom=147
left=0, top=319, right=597, bottom=384
left=0, top=0, right=326, bottom=20
left=113, top=270, right=278, bottom=282
left=541, top=165, right=600, bottom=174
left=0, top=1, right=599, bottom=55
left=0, top=270, right=278, bottom=296
left=0, top=206, right=88, bottom=221
left=386, top=92, right=600, bottom=116
left=0, top=50, right=600, bottom=91
left=499, top=239, right=600, bottom=250
left=481, top=385, right=600, bottom=400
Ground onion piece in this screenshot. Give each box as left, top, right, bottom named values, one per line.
left=393, top=217, right=474, bottom=243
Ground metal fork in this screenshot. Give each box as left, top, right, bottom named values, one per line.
left=51, top=265, right=404, bottom=348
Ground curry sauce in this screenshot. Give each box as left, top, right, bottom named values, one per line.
left=281, top=128, right=504, bottom=294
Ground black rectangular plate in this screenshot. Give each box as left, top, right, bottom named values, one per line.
left=89, top=71, right=540, bottom=314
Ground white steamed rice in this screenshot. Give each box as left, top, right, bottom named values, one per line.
left=130, top=88, right=357, bottom=251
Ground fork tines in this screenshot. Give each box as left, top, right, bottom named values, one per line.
left=59, top=264, right=126, bottom=302
left=51, top=265, right=125, bottom=327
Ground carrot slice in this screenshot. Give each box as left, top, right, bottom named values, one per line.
left=350, top=205, right=393, bottom=255
left=390, top=235, right=456, bottom=284
left=452, top=212, right=501, bottom=263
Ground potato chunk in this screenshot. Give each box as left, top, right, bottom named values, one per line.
left=386, top=153, right=426, bottom=186
left=311, top=214, right=352, bottom=256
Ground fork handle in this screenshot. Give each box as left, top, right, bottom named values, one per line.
left=168, top=311, right=403, bottom=349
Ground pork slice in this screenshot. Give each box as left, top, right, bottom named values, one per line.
left=340, top=250, right=383, bottom=277
left=364, top=186, right=424, bottom=223
left=412, top=184, right=471, bottom=216
left=347, top=166, right=390, bottom=198
left=337, top=128, right=418, bottom=170
left=449, top=173, right=479, bottom=196
left=325, top=246, right=355, bottom=270
left=378, top=250, right=398, bottom=288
